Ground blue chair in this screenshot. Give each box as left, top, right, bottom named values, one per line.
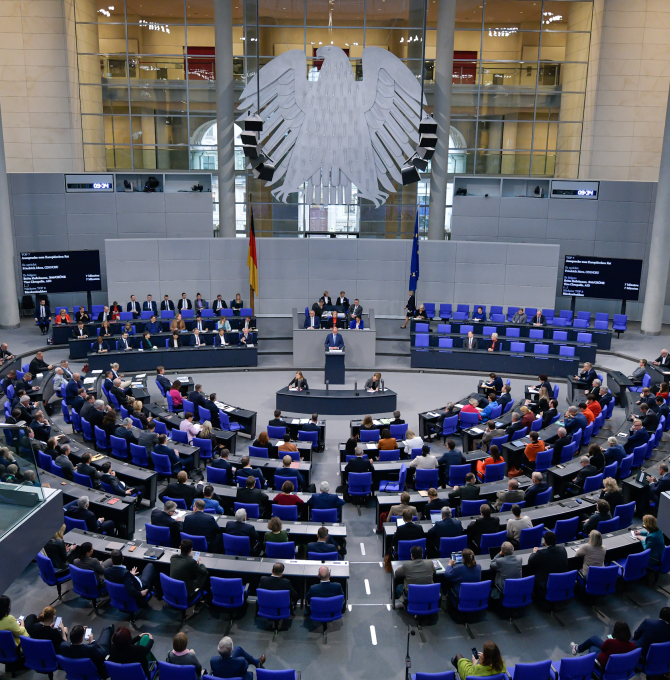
left=298, top=430, right=318, bottom=449
left=106, top=579, right=151, bottom=624
left=534, top=450, right=553, bottom=474
left=398, top=539, right=426, bottom=560
left=544, top=570, right=578, bottom=612
left=109, top=434, right=128, bottom=460
left=310, top=594, right=344, bottom=642
left=249, top=445, right=269, bottom=458
left=508, top=661, right=552, bottom=680
left=170, top=429, right=188, bottom=444
left=80, top=416, right=95, bottom=443
left=559, top=346, right=575, bottom=358
left=440, top=415, right=459, bottom=439
left=379, top=463, right=407, bottom=493
left=390, top=423, right=408, bottom=439
left=412, top=672, right=455, bottom=680
left=236, top=474, right=260, bottom=489
left=415, top=468, right=438, bottom=491
left=219, top=412, right=242, bottom=432
left=592, top=648, right=641, bottom=680
left=311, top=508, right=338, bottom=523
left=448, top=580, right=491, bottom=638
left=489, top=434, right=508, bottom=451
left=379, top=449, right=401, bottom=461
left=506, top=327, right=521, bottom=338
left=206, top=466, right=228, bottom=485
left=360, top=429, right=380, bottom=443
left=448, top=463, right=470, bottom=487
left=534, top=344, right=550, bottom=356
left=483, top=326, right=497, bottom=336
left=154, top=420, right=168, bottom=435
left=157, top=664, right=198, bottom=680
left=534, top=487, right=553, bottom=506
left=155, top=379, right=167, bottom=398
left=265, top=541, right=296, bottom=558
left=22, top=638, right=59, bottom=679
left=581, top=422, right=594, bottom=447
left=439, top=303, right=452, bottom=319
left=223, top=534, right=250, bottom=556
left=530, top=417, right=543, bottom=432
left=612, top=314, right=628, bottom=338
left=348, top=472, right=372, bottom=509
left=183, top=399, right=195, bottom=415
left=459, top=411, right=480, bottom=429
left=483, top=462, right=505, bottom=483
left=519, top=524, right=544, bottom=550
left=499, top=501, right=526, bottom=512
left=460, top=499, right=486, bottom=516
left=193, top=436, right=213, bottom=463
left=577, top=564, right=618, bottom=600
left=271, top=504, right=298, bottom=521
left=437, top=323, right=452, bottom=333
left=617, top=454, right=634, bottom=481
left=153, top=453, right=181, bottom=478
left=64, top=516, right=88, bottom=533
left=638, top=641, right=670, bottom=678
left=36, top=552, right=71, bottom=600
left=166, top=395, right=181, bottom=413
left=105, top=661, right=154, bottom=680
left=459, top=324, right=473, bottom=334
left=613, top=501, right=635, bottom=529
left=499, top=575, right=535, bottom=632
left=130, top=443, right=149, bottom=466
left=583, top=473, right=604, bottom=493
left=257, top=588, right=291, bottom=636
left=145, top=523, right=171, bottom=547
left=631, top=443, right=647, bottom=468
left=60, top=400, right=72, bottom=425
left=197, top=406, right=211, bottom=425
left=550, top=653, right=596, bottom=680
left=0, top=629, right=21, bottom=676
left=480, top=530, right=508, bottom=554
left=596, top=517, right=620, bottom=533
left=511, top=427, right=528, bottom=442
left=614, top=548, right=651, bottom=587
left=210, top=577, right=247, bottom=631
left=267, top=425, right=286, bottom=439
left=415, top=323, right=430, bottom=334
left=69, top=564, right=108, bottom=613
left=406, top=583, right=441, bottom=620
left=38, top=450, right=53, bottom=472
left=453, top=311, right=467, bottom=321
left=164, top=496, right=188, bottom=510
left=73, top=470, right=94, bottom=488
left=308, top=551, right=338, bottom=561
left=510, top=341, right=526, bottom=353
left=603, top=461, right=617, bottom=480
left=51, top=463, right=65, bottom=479
left=233, top=502, right=259, bottom=519
left=439, top=535, right=467, bottom=558
left=180, top=533, right=207, bottom=551
left=160, top=572, right=206, bottom=621
left=553, top=516, right=578, bottom=543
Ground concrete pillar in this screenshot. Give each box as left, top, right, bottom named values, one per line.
left=486, top=121, right=503, bottom=174
left=215, top=0, right=237, bottom=238
left=641, top=86, right=670, bottom=335
left=501, top=119, right=518, bottom=175
left=427, top=0, right=455, bottom=241
left=0, top=103, right=20, bottom=329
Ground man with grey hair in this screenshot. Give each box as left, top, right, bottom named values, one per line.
left=114, top=417, right=138, bottom=446
left=505, top=411, right=524, bottom=440
left=55, top=444, right=75, bottom=481
left=599, top=384, right=613, bottom=410
left=150, top=499, right=183, bottom=548
left=306, top=479, right=345, bottom=515
left=604, top=436, right=627, bottom=467
left=344, top=445, right=374, bottom=476
left=551, top=426, right=572, bottom=466
left=110, top=378, right=129, bottom=407
left=183, top=498, right=223, bottom=553
left=569, top=455, right=598, bottom=494
left=53, top=367, right=67, bottom=392
left=210, top=636, right=266, bottom=680
left=427, top=504, right=463, bottom=557
left=64, top=494, right=116, bottom=535
left=490, top=541, right=522, bottom=598
left=225, top=507, right=260, bottom=555
left=564, top=405, right=587, bottom=436
left=524, top=471, right=549, bottom=507
left=87, top=399, right=107, bottom=430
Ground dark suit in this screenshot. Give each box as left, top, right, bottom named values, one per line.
left=29, top=357, right=49, bottom=376
left=579, top=368, right=598, bottom=385
left=161, top=300, right=175, bottom=312
left=30, top=419, right=51, bottom=442
left=307, top=538, right=341, bottom=555
left=303, top=316, right=320, bottom=329
left=344, top=456, right=374, bottom=476
left=169, top=553, right=208, bottom=598
left=523, top=481, right=549, bottom=507
left=641, top=411, right=659, bottom=433
left=463, top=337, right=478, bottom=350
left=649, top=473, right=670, bottom=505
left=258, top=575, right=299, bottom=605
left=633, top=618, right=670, bottom=656
left=467, top=516, right=501, bottom=547
left=624, top=428, right=650, bottom=454
left=427, top=518, right=463, bottom=556
left=527, top=544, right=569, bottom=591
left=306, top=580, right=343, bottom=604
left=159, top=481, right=200, bottom=508
left=449, top=483, right=480, bottom=503
left=191, top=334, right=206, bottom=348
left=87, top=408, right=106, bottom=430
left=58, top=627, right=114, bottom=676
left=77, top=462, right=101, bottom=487
left=183, top=511, right=223, bottom=552
left=150, top=507, right=183, bottom=548
left=65, top=379, right=84, bottom=405
left=225, top=520, right=260, bottom=555
left=178, top=298, right=192, bottom=311
left=35, top=304, right=52, bottom=332
left=655, top=355, right=670, bottom=367
left=324, top=333, right=344, bottom=349
left=572, top=464, right=598, bottom=490
left=236, top=487, right=269, bottom=514
left=312, top=302, right=324, bottom=318
left=143, top=300, right=158, bottom=314
left=212, top=299, right=227, bottom=314
left=394, top=523, right=425, bottom=550
left=157, top=374, right=172, bottom=393
left=110, top=386, right=129, bottom=407
left=127, top=301, right=141, bottom=317
left=531, top=314, right=546, bottom=326
left=114, top=424, right=138, bottom=446
left=542, top=408, right=558, bottom=429
left=551, top=435, right=572, bottom=465
left=565, top=412, right=588, bottom=436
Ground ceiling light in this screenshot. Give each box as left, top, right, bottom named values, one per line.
left=108, top=5, right=114, bottom=9
left=400, top=37, right=404, bottom=42
left=330, top=40, right=333, bottom=44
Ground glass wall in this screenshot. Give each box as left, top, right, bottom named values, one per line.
left=75, top=0, right=592, bottom=236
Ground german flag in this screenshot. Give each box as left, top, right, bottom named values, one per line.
left=247, top=205, right=259, bottom=296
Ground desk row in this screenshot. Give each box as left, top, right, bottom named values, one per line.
left=86, top=347, right=258, bottom=371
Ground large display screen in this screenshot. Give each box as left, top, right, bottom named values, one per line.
left=21, top=251, right=102, bottom=294
left=562, top=255, right=643, bottom=301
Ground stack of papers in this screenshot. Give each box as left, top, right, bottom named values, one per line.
left=135, top=373, right=146, bottom=379
left=426, top=412, right=441, bottom=418
left=365, top=443, right=377, bottom=449
left=83, top=377, right=96, bottom=385
left=91, top=370, right=103, bottom=375
left=177, top=376, right=189, bottom=381
left=470, top=427, right=484, bottom=435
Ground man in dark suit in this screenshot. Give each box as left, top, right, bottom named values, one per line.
left=35, top=299, right=51, bottom=335
left=86, top=401, right=107, bottom=430
left=466, top=503, right=500, bottom=550
left=656, top=396, right=670, bottom=421
left=599, top=386, right=614, bottom=409
left=58, top=624, right=114, bottom=676
left=624, top=419, right=650, bottom=454
left=426, top=506, right=463, bottom=557
left=190, top=329, right=206, bottom=347
left=236, top=456, right=265, bottom=488
left=437, top=439, right=466, bottom=487
left=522, top=471, right=549, bottom=507
left=159, top=470, right=200, bottom=507
left=161, top=295, right=175, bottom=312
left=110, top=379, right=130, bottom=407
left=258, top=562, right=299, bottom=609
left=304, top=310, right=320, bottom=329
left=633, top=607, right=670, bottom=657
left=498, top=385, right=513, bottom=410
left=115, top=418, right=138, bottom=446
left=542, top=399, right=559, bottom=428
left=29, top=351, right=52, bottom=376
left=639, top=403, right=659, bottom=433
left=603, top=437, right=626, bottom=466
left=307, top=526, right=343, bottom=556
left=104, top=549, right=156, bottom=606
left=527, top=531, right=568, bottom=595
left=156, top=366, right=172, bottom=394
left=550, top=427, right=571, bottom=465
left=96, top=305, right=110, bottom=322
left=65, top=496, right=116, bottom=535
left=73, top=322, right=88, bottom=339
left=312, top=300, right=324, bottom=318
left=305, top=565, right=344, bottom=610
left=151, top=501, right=183, bottom=547
left=648, top=462, right=670, bottom=507
left=76, top=451, right=101, bottom=488
left=142, top=295, right=157, bottom=314
left=170, top=539, right=209, bottom=599
left=274, top=455, right=304, bottom=491
left=564, top=406, right=588, bottom=436
left=569, top=456, right=598, bottom=493
left=268, top=410, right=284, bottom=428
left=178, top=293, right=192, bottom=311
left=576, top=361, right=598, bottom=386
left=188, top=385, right=207, bottom=412
left=210, top=447, right=233, bottom=474
left=71, top=388, right=86, bottom=414
left=652, top=350, right=670, bottom=368
left=344, top=447, right=374, bottom=478
left=118, top=332, right=132, bottom=351
left=237, top=476, right=269, bottom=516
left=127, top=295, right=141, bottom=318
left=65, top=374, right=84, bottom=406
left=448, top=472, right=480, bottom=504
left=306, top=480, right=344, bottom=514
left=184, top=500, right=223, bottom=552
left=225, top=507, right=260, bottom=555
left=212, top=295, right=227, bottom=315
left=29, top=411, right=51, bottom=442
left=505, top=412, right=525, bottom=441
left=463, top=331, right=478, bottom=350
left=324, top=326, right=344, bottom=350
left=100, top=461, right=141, bottom=500
left=348, top=299, right=363, bottom=319
left=302, top=414, right=320, bottom=432
left=531, top=311, right=546, bottom=326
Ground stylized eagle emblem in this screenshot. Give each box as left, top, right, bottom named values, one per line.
left=238, top=45, right=427, bottom=208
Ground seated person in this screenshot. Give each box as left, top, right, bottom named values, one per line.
left=394, top=544, right=435, bottom=601
left=305, top=566, right=344, bottom=612
left=472, top=306, right=486, bottom=321
left=443, top=548, right=481, bottom=597
left=304, top=310, right=320, bottom=329
left=306, top=526, right=342, bottom=556
left=59, top=624, right=114, bottom=677
left=209, top=636, right=266, bottom=680
left=482, top=373, right=503, bottom=392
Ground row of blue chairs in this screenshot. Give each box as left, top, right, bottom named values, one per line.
left=417, top=324, right=597, bottom=344
left=55, top=304, right=253, bottom=319
left=414, top=335, right=578, bottom=358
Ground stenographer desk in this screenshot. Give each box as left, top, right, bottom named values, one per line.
left=86, top=346, right=258, bottom=372
left=64, top=528, right=349, bottom=605
left=411, top=347, right=580, bottom=378
left=276, top=386, right=397, bottom=416
left=410, top=318, right=613, bottom=351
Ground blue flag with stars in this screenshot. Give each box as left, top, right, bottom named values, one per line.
left=409, top=209, right=420, bottom=293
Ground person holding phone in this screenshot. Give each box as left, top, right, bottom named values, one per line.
left=24, top=606, right=68, bottom=649
left=0, top=596, right=27, bottom=647
left=451, top=640, right=507, bottom=679
left=571, top=621, right=635, bottom=666
left=59, top=623, right=115, bottom=677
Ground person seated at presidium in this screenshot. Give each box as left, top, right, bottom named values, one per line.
left=464, top=331, right=478, bottom=350
left=304, top=310, right=320, bottom=329
left=55, top=309, right=71, bottom=324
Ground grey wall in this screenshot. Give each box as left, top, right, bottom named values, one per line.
left=451, top=180, right=657, bottom=320
left=105, top=238, right=560, bottom=315
left=8, top=173, right=213, bottom=309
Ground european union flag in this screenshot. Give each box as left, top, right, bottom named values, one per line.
left=409, top=209, right=419, bottom=293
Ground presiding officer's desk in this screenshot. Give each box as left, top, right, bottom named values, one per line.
left=227, top=454, right=312, bottom=489
left=63, top=528, right=349, bottom=606
left=411, top=346, right=580, bottom=378
left=42, top=471, right=137, bottom=538
left=412, top=331, right=597, bottom=364
left=292, top=307, right=376, bottom=370
left=276, top=386, right=397, bottom=416
left=389, top=526, right=641, bottom=609
left=54, top=316, right=256, bottom=346
left=410, top=318, right=613, bottom=351
left=87, top=346, right=258, bottom=372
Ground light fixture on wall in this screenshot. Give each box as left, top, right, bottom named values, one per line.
left=488, top=27, right=518, bottom=37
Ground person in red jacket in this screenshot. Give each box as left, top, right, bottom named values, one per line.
left=274, top=480, right=304, bottom=505
left=571, top=620, right=636, bottom=667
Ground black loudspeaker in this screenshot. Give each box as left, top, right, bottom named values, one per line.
left=253, top=160, right=275, bottom=182
left=401, top=163, right=421, bottom=185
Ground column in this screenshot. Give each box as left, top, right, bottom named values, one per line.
left=0, top=103, right=20, bottom=329
left=215, top=0, right=237, bottom=238
left=427, top=0, right=456, bottom=241
left=641, top=85, right=670, bottom=335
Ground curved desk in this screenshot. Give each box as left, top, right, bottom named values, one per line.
left=276, top=386, right=397, bottom=416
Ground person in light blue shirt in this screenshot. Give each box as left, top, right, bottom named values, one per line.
left=145, top=315, right=161, bottom=334
left=202, top=485, right=224, bottom=514
left=480, top=393, right=499, bottom=423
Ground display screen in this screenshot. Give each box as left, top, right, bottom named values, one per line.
left=21, top=251, right=102, bottom=294
left=562, top=255, right=643, bottom=301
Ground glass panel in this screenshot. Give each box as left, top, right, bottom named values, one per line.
left=107, top=145, right=133, bottom=168
left=134, top=145, right=190, bottom=168
left=530, top=152, right=556, bottom=176
left=554, top=123, right=583, bottom=152
left=450, top=120, right=477, bottom=149
left=478, top=92, right=537, bottom=118
left=187, top=85, right=216, bottom=114
left=129, top=86, right=189, bottom=114
left=126, top=26, right=187, bottom=55
left=186, top=0, right=215, bottom=22
left=554, top=151, right=580, bottom=179
left=126, top=0, right=186, bottom=22
left=479, top=62, right=538, bottom=89
left=484, top=0, right=542, bottom=30
left=100, top=85, right=131, bottom=113
left=136, top=56, right=186, bottom=81
left=259, top=0, right=307, bottom=25
left=531, top=121, right=558, bottom=152
left=365, top=0, right=425, bottom=29
left=542, top=1, right=593, bottom=32
left=454, top=0, right=483, bottom=28
left=478, top=120, right=533, bottom=151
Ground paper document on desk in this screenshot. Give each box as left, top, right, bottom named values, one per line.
left=83, top=378, right=96, bottom=385
left=426, top=412, right=440, bottom=418
left=470, top=427, right=484, bottom=435
left=329, top=348, right=342, bottom=352
left=292, top=419, right=301, bottom=424
left=380, top=418, right=391, bottom=425
left=177, top=376, right=189, bottom=381
left=366, top=443, right=377, bottom=450
left=173, top=510, right=187, bottom=520
left=135, top=373, right=146, bottom=379
left=300, top=419, right=309, bottom=424
left=455, top=403, right=465, bottom=408
left=373, top=420, right=382, bottom=426
left=90, top=369, right=103, bottom=374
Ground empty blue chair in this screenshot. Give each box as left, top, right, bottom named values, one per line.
left=309, top=594, right=344, bottom=643
left=73, top=470, right=94, bottom=488
left=526, top=308, right=537, bottom=318
left=439, top=303, right=452, bottom=319
left=267, top=425, right=286, bottom=439
left=550, top=653, right=596, bottom=680
left=459, top=324, right=473, bottom=335
left=559, top=345, right=575, bottom=358
left=390, top=423, right=408, bottom=439
left=22, top=638, right=59, bottom=679
left=379, top=449, right=400, bottom=461
left=183, top=399, right=195, bottom=415
left=164, top=496, right=188, bottom=510
left=530, top=417, right=543, bottom=432
left=193, top=436, right=213, bottom=463
left=459, top=411, right=480, bottom=429
left=489, top=434, right=508, bottom=451
left=348, top=472, right=372, bottom=507
left=157, top=664, right=198, bottom=680
left=553, top=317, right=568, bottom=327
left=180, top=533, right=207, bottom=551
left=437, top=323, right=451, bottom=333
left=257, top=588, right=291, bottom=636
left=439, top=535, right=467, bottom=558
left=499, top=576, right=535, bottom=631
left=577, top=332, right=592, bottom=344
left=160, top=572, right=206, bottom=621
left=36, top=552, right=71, bottom=600
left=592, top=648, right=641, bottom=680
left=480, top=530, right=508, bottom=554
left=308, top=552, right=338, bottom=561
left=223, top=534, right=250, bottom=556
left=519, top=523, right=545, bottom=550
left=414, top=335, right=429, bottom=349
left=60, top=400, right=72, bottom=425
left=378, top=463, right=407, bottom=493
left=510, top=342, right=526, bottom=353
left=544, top=570, right=578, bottom=606
left=448, top=463, right=470, bottom=487
left=529, top=329, right=544, bottom=339
left=412, top=672, right=455, bottom=680
left=415, top=323, right=429, bottom=333
left=578, top=564, right=618, bottom=598
left=154, top=420, right=169, bottom=435
left=424, top=303, right=436, bottom=319
left=154, top=452, right=180, bottom=478
left=272, top=504, right=298, bottom=521
left=483, top=326, right=497, bottom=336
left=64, top=516, right=88, bottom=532
left=406, top=583, right=441, bottom=619
left=612, top=314, right=627, bottom=337
left=534, top=450, right=553, bottom=474
left=603, top=461, right=618, bottom=481
left=639, top=641, right=670, bottom=678
left=582, top=422, right=594, bottom=447
left=170, top=429, right=188, bottom=444
left=573, top=318, right=588, bottom=329
left=109, top=434, right=128, bottom=460
left=415, top=468, right=438, bottom=490
left=596, top=517, right=620, bottom=533
left=70, top=564, right=107, bottom=613
left=534, top=344, right=549, bottom=355
left=360, top=429, right=380, bottom=443
left=197, top=406, right=211, bottom=424
left=483, top=462, right=505, bottom=483
left=491, top=314, right=505, bottom=323
left=560, top=441, right=578, bottom=464
left=594, top=319, right=608, bottom=330
left=553, top=516, right=578, bottom=543
left=231, top=502, right=258, bottom=519
left=248, top=445, right=269, bottom=459
left=460, top=499, right=486, bottom=516
left=130, top=443, right=149, bottom=467
left=613, top=501, right=635, bottom=529
left=448, top=581, right=491, bottom=637
left=508, top=661, right=552, bottom=680
left=145, top=523, right=171, bottom=547
left=583, top=473, right=604, bottom=493
left=614, top=548, right=651, bottom=585
left=105, top=661, right=152, bottom=680
left=311, top=508, right=338, bottom=523
left=210, top=577, right=247, bottom=629
left=398, top=539, right=426, bottom=560
left=553, top=330, right=568, bottom=342
left=511, top=426, right=528, bottom=442
left=506, top=327, right=521, bottom=338
left=453, top=311, right=467, bottom=321
left=266, top=541, right=296, bottom=559
left=440, top=414, right=459, bottom=439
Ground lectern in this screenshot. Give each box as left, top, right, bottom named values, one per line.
left=325, top=349, right=345, bottom=385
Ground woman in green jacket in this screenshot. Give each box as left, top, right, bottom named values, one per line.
left=454, top=641, right=506, bottom=679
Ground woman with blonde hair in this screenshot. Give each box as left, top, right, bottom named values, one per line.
left=600, top=477, right=623, bottom=512
left=131, top=399, right=151, bottom=428
left=635, top=514, right=665, bottom=564
left=575, top=530, right=606, bottom=576
left=199, top=420, right=224, bottom=452
left=24, top=606, right=68, bottom=649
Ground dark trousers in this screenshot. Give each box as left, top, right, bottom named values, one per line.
left=99, top=519, right=116, bottom=536
left=38, top=320, right=50, bottom=334
left=577, top=635, right=603, bottom=654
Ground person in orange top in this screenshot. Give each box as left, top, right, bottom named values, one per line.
left=274, top=480, right=304, bottom=505
left=586, top=394, right=602, bottom=418
left=579, top=402, right=595, bottom=425
left=278, top=434, right=298, bottom=453
left=522, top=431, right=546, bottom=469
left=377, top=428, right=398, bottom=451
left=656, top=382, right=670, bottom=400
left=55, top=309, right=71, bottom=324
left=476, top=444, right=504, bottom=481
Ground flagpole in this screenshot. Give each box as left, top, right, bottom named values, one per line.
left=248, top=192, right=254, bottom=315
